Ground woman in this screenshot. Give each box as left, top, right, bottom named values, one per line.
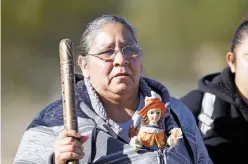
left=180, top=16, right=248, bottom=163
left=14, top=15, right=211, bottom=164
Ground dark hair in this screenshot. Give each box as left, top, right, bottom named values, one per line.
left=79, top=15, right=137, bottom=58
left=231, top=15, right=248, bottom=53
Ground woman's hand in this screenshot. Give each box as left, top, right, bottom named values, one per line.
left=54, top=129, right=88, bottom=164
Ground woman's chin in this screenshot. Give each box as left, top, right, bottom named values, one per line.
left=111, top=76, right=132, bottom=83
left=110, top=83, right=132, bottom=94
left=109, top=78, right=138, bottom=95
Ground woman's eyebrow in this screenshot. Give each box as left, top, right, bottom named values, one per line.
left=115, top=42, right=136, bottom=48
left=98, top=43, right=114, bottom=50
left=98, top=41, right=136, bottom=51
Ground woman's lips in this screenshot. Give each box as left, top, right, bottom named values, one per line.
left=114, top=73, right=130, bottom=77
left=112, top=73, right=130, bottom=80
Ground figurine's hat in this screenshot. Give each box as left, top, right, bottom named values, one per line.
left=138, top=91, right=166, bottom=118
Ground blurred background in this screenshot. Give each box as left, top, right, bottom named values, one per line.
left=2, top=0, right=248, bottom=163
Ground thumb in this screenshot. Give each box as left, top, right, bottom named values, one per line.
left=81, top=135, right=88, bottom=143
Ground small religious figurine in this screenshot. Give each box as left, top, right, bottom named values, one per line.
left=129, top=91, right=183, bottom=151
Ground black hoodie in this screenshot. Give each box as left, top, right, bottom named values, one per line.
left=180, top=67, right=248, bottom=164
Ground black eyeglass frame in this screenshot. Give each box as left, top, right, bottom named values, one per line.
left=87, top=45, right=142, bottom=61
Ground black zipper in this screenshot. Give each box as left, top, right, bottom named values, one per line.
left=158, top=149, right=165, bottom=164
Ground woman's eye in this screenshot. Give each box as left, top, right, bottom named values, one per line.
left=99, top=49, right=115, bottom=56
left=123, top=46, right=139, bottom=56
left=157, top=112, right=160, bottom=114
left=150, top=112, right=154, bottom=114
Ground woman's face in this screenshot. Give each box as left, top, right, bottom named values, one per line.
left=147, top=108, right=161, bottom=124
left=80, top=23, right=142, bottom=99
left=228, top=35, right=248, bottom=101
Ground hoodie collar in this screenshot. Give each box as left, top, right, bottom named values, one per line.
left=198, top=67, right=236, bottom=103
left=198, top=67, right=248, bottom=111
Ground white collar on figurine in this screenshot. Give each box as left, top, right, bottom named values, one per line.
left=139, top=125, right=164, bottom=133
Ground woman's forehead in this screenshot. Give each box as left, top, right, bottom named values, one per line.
left=236, top=36, right=248, bottom=53
left=91, top=23, right=136, bottom=48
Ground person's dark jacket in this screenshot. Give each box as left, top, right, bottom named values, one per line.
left=180, top=67, right=248, bottom=164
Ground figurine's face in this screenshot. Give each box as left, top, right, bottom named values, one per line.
left=147, top=108, right=161, bottom=124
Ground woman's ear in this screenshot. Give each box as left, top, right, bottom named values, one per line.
left=226, top=52, right=236, bottom=73
left=78, top=55, right=90, bottom=79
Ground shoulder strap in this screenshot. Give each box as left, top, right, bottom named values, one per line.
left=198, top=92, right=215, bottom=135
left=170, top=110, right=195, bottom=164
left=87, top=119, right=98, bottom=164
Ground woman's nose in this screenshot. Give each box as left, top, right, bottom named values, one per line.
left=113, top=51, right=129, bottom=67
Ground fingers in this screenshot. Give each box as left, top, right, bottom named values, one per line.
left=58, top=129, right=88, bottom=144
left=58, top=129, right=81, bottom=139
left=59, top=137, right=84, bottom=153
left=54, top=129, right=88, bottom=164
left=60, top=137, right=81, bottom=146
left=57, top=151, right=85, bottom=161
left=59, top=144, right=84, bottom=155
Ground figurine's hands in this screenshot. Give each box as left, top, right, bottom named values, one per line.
left=130, top=136, right=142, bottom=152
left=167, top=128, right=183, bottom=147
left=54, top=129, right=88, bottom=164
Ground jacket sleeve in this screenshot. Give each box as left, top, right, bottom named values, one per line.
left=179, top=97, right=212, bottom=163
left=13, top=119, right=56, bottom=164
left=170, top=98, right=212, bottom=164
left=194, top=122, right=213, bottom=164
left=180, top=90, right=203, bottom=121
left=180, top=100, right=213, bottom=164
left=13, top=101, right=63, bottom=164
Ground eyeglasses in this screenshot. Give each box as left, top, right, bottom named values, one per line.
left=87, top=45, right=142, bottom=61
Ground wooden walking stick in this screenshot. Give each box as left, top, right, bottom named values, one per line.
left=59, top=39, right=79, bottom=164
